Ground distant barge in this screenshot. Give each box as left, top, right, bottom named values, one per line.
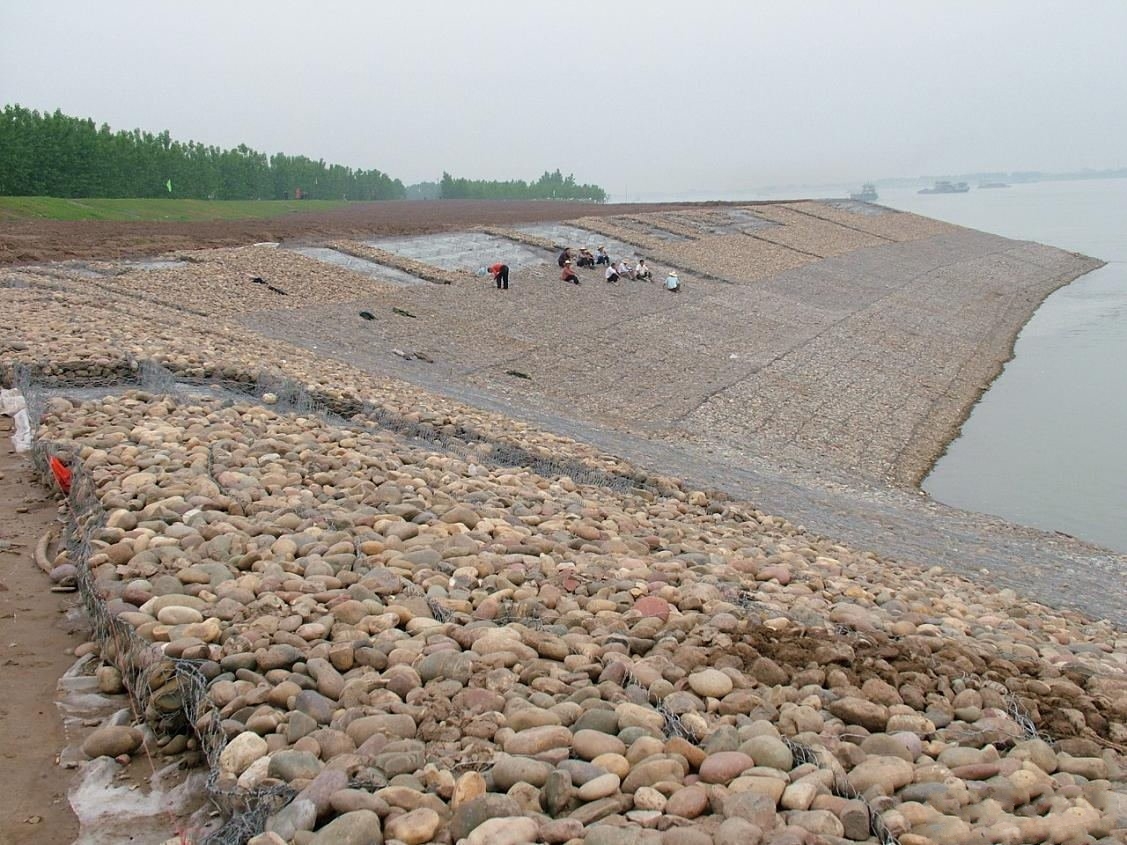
left=850, top=183, right=879, bottom=202
left=919, top=180, right=970, bottom=194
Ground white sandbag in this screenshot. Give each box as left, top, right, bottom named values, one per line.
left=0, top=388, right=27, bottom=416
left=11, top=408, right=32, bottom=452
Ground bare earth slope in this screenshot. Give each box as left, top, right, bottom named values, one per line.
left=0, top=199, right=703, bottom=266
left=0, top=420, right=83, bottom=845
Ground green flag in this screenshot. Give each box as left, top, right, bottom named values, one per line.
left=166, top=178, right=173, bottom=193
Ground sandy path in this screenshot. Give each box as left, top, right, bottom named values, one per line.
left=0, top=418, right=82, bottom=844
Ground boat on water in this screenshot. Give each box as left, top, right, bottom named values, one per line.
left=850, top=183, right=879, bottom=202
left=918, top=180, right=970, bottom=194
left=978, top=182, right=1010, bottom=189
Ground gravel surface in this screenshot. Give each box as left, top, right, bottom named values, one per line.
left=2, top=200, right=1124, bottom=845
left=234, top=207, right=1100, bottom=487
left=247, top=356, right=1127, bottom=629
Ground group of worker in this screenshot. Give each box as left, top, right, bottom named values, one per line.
left=554, top=246, right=680, bottom=292
left=486, top=247, right=682, bottom=293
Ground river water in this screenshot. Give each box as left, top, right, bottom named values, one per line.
left=878, top=179, right=1127, bottom=553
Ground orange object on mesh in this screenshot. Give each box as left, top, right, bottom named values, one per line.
left=49, top=456, right=72, bottom=494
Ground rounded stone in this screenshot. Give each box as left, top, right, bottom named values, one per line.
left=465, top=816, right=541, bottom=845
left=82, top=725, right=143, bottom=759
left=492, top=754, right=554, bottom=790
left=591, top=752, right=631, bottom=779
left=577, top=772, right=621, bottom=801
left=745, top=735, right=793, bottom=772
left=383, top=808, right=439, bottom=845
left=666, top=785, right=710, bottom=819
left=268, top=750, right=323, bottom=782
left=827, top=696, right=889, bottom=732
left=846, top=755, right=916, bottom=794
left=218, top=731, right=268, bottom=775
left=700, top=751, right=755, bottom=784
left=688, top=668, right=734, bottom=698
left=156, top=605, right=204, bottom=625
left=308, top=809, right=381, bottom=845
left=634, top=786, right=667, bottom=812
left=502, top=725, right=572, bottom=756
left=633, top=596, right=672, bottom=621
left=780, top=779, right=820, bottom=811
left=572, top=729, right=627, bottom=760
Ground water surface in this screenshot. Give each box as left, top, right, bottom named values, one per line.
left=880, top=180, right=1127, bottom=552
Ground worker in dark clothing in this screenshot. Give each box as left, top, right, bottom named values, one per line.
left=489, top=262, right=510, bottom=290
left=557, top=247, right=572, bottom=267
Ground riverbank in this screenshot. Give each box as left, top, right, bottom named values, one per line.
left=6, top=199, right=1102, bottom=490
left=881, top=178, right=1127, bottom=553
left=1, top=201, right=1123, bottom=843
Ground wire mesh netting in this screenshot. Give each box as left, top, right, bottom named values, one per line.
left=10, top=357, right=646, bottom=496
left=10, top=355, right=1057, bottom=845
left=10, top=357, right=657, bottom=842
left=40, top=443, right=294, bottom=844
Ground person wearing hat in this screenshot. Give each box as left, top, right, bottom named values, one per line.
left=560, top=259, right=580, bottom=285
left=664, top=270, right=680, bottom=292
left=595, top=246, right=610, bottom=266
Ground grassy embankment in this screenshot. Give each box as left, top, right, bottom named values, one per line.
left=0, top=196, right=352, bottom=222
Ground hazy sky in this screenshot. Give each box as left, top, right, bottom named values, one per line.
left=3, top=1, right=1126, bottom=200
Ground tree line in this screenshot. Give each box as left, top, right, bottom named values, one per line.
left=0, top=104, right=608, bottom=203
left=0, top=104, right=405, bottom=200
left=439, top=169, right=607, bottom=202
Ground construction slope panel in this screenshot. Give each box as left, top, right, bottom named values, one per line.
left=238, top=233, right=947, bottom=432
left=514, top=223, right=642, bottom=260
left=786, top=201, right=955, bottom=242
left=658, top=233, right=814, bottom=283
left=482, top=284, right=839, bottom=424
left=749, top=205, right=890, bottom=256
left=33, top=246, right=396, bottom=316
left=658, top=208, right=781, bottom=236
left=601, top=215, right=696, bottom=242
left=290, top=247, right=425, bottom=286
left=569, top=217, right=673, bottom=254
left=368, top=231, right=553, bottom=272
left=822, top=199, right=890, bottom=217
